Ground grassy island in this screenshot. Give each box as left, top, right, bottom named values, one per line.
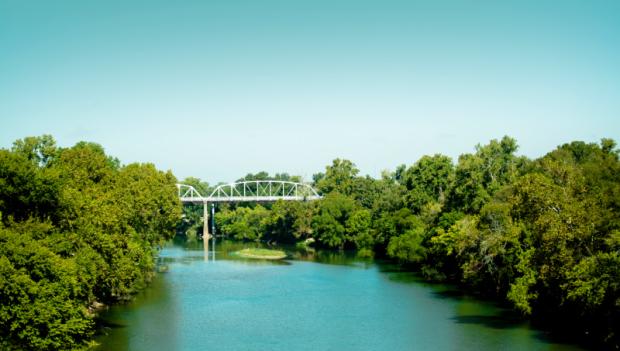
left=234, top=248, right=287, bottom=260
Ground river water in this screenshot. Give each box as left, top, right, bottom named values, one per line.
left=95, top=238, right=585, bottom=351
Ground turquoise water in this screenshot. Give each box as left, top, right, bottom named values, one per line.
left=95, top=239, right=585, bottom=351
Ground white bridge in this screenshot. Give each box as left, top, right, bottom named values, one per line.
left=177, top=180, right=321, bottom=203
left=176, top=181, right=322, bottom=237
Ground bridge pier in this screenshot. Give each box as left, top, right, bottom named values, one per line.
left=203, top=201, right=210, bottom=239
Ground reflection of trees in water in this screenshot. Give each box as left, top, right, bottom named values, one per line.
left=172, top=237, right=377, bottom=268
left=290, top=248, right=373, bottom=268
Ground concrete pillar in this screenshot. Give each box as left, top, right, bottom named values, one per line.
left=203, top=201, right=210, bottom=239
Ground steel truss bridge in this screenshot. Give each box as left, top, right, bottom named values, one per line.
left=177, top=180, right=321, bottom=204
left=176, top=180, right=322, bottom=237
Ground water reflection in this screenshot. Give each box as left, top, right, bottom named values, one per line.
left=202, top=235, right=216, bottom=262
left=203, top=235, right=208, bottom=261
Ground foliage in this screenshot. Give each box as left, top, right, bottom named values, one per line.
left=216, top=205, right=270, bottom=241
left=403, top=154, right=453, bottom=213
left=316, top=158, right=360, bottom=196
left=0, top=136, right=181, bottom=350
left=387, top=226, right=427, bottom=263
left=447, top=136, right=527, bottom=214
left=311, top=192, right=357, bottom=249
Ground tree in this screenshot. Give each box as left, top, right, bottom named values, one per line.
left=0, top=136, right=182, bottom=350
left=403, top=154, right=453, bottom=213
left=0, top=150, right=61, bottom=223
left=448, top=136, right=526, bottom=213
left=263, top=200, right=314, bottom=244
left=115, top=163, right=181, bottom=244
left=346, top=209, right=373, bottom=254
left=456, top=202, right=523, bottom=295
left=216, top=205, right=269, bottom=241
left=11, top=135, right=58, bottom=167
left=311, top=192, right=357, bottom=249
left=387, top=225, right=427, bottom=263
left=316, top=159, right=359, bottom=196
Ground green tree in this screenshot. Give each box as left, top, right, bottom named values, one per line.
left=11, top=135, right=58, bottom=167
left=216, top=205, right=269, bottom=241
left=0, top=150, right=61, bottom=223
left=263, top=200, right=314, bottom=244
left=0, top=136, right=182, bottom=350
left=316, top=159, right=359, bottom=196
left=448, top=136, right=526, bottom=213
left=346, top=209, right=373, bottom=254
left=403, top=154, right=453, bottom=213
left=311, top=192, right=357, bottom=249
left=387, top=224, right=427, bottom=263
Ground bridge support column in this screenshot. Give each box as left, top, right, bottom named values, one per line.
left=203, top=201, right=210, bottom=239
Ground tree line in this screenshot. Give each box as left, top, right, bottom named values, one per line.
left=182, top=136, right=619, bottom=349
left=0, top=135, right=181, bottom=350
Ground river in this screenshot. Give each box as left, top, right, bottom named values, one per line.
left=95, top=238, right=586, bottom=351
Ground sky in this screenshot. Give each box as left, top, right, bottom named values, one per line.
left=1, top=0, right=619, bottom=183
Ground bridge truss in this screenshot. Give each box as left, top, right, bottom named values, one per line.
left=176, top=180, right=322, bottom=238
left=177, top=180, right=322, bottom=204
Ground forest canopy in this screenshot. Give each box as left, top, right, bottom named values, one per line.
left=0, top=135, right=181, bottom=350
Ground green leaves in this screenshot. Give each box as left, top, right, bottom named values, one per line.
left=448, top=136, right=526, bottom=214
left=0, top=228, right=94, bottom=350
left=311, top=192, right=357, bottom=249
left=506, top=248, right=538, bottom=315
left=0, top=135, right=182, bottom=350
left=216, top=205, right=270, bottom=241
left=316, top=159, right=360, bottom=196
left=564, top=253, right=620, bottom=310
left=387, top=226, right=427, bottom=264
left=403, top=154, right=453, bottom=213
left=11, top=135, right=58, bottom=167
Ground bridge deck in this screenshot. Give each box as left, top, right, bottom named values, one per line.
left=180, top=195, right=322, bottom=204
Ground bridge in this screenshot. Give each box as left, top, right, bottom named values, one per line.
left=176, top=180, right=322, bottom=237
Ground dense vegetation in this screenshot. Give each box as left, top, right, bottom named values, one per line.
left=2, top=134, right=617, bottom=349
left=183, top=137, right=619, bottom=348
left=0, top=136, right=181, bottom=350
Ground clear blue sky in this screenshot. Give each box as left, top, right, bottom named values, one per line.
left=1, top=0, right=619, bottom=183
